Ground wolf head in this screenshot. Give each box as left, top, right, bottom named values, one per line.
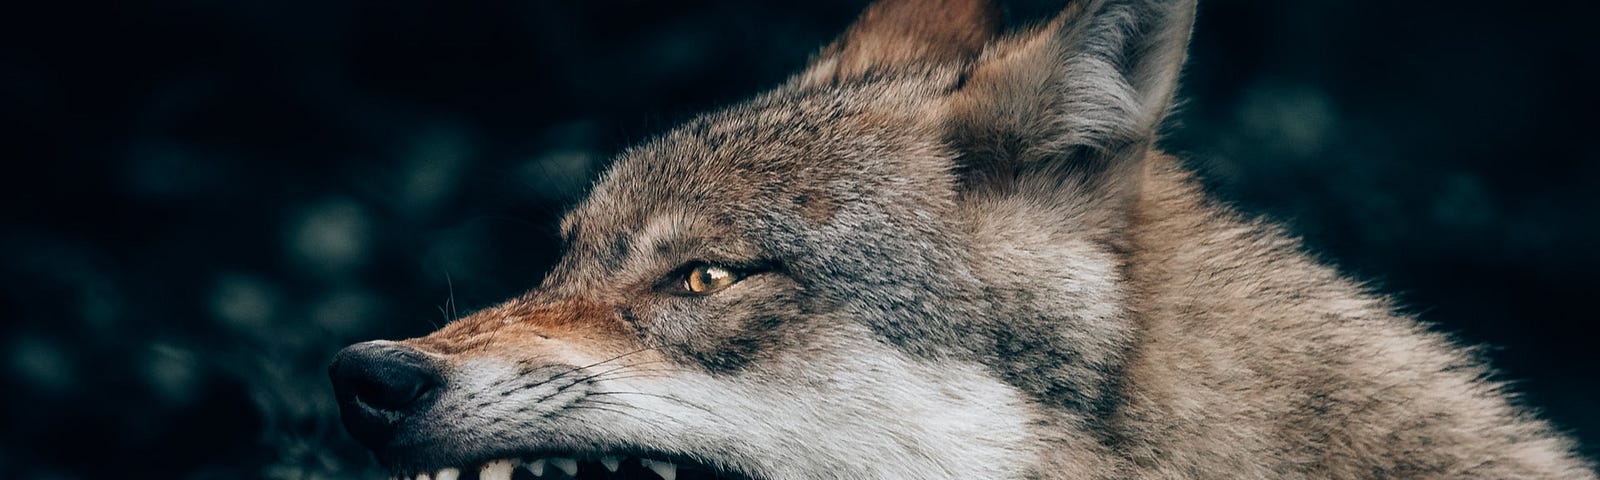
left=330, top=1, right=1196, bottom=478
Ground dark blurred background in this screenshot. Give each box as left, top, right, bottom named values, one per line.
left=2, top=0, right=1596, bottom=478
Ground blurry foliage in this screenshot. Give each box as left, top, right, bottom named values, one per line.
left=1, top=0, right=1596, bottom=478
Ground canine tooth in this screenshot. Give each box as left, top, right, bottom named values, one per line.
left=641, top=459, right=677, bottom=480
left=524, top=458, right=546, bottom=476
left=549, top=457, right=578, bottom=476
left=600, top=456, right=621, bottom=472
left=434, top=468, right=460, bottom=480
left=480, top=459, right=515, bottom=480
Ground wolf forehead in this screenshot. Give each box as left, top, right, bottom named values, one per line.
left=562, top=84, right=959, bottom=242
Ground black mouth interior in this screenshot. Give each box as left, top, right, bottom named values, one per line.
left=518, top=458, right=721, bottom=480
left=395, top=453, right=749, bottom=480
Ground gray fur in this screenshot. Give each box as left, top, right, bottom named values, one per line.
left=354, top=0, right=1597, bottom=478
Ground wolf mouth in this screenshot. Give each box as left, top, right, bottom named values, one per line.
left=390, top=452, right=751, bottom=480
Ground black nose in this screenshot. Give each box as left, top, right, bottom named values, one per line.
left=328, top=341, right=441, bottom=449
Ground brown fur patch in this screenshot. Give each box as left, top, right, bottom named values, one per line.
left=403, top=299, right=641, bottom=360
left=794, top=192, right=840, bottom=224
left=800, top=0, right=1001, bottom=87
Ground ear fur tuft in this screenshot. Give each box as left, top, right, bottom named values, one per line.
left=946, top=0, right=1197, bottom=219
left=796, top=0, right=1003, bottom=88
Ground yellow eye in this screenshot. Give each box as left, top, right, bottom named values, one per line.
left=685, top=265, right=737, bottom=294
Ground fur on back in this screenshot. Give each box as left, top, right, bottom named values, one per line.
left=1102, top=156, right=1593, bottom=478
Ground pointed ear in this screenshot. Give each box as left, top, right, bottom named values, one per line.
left=946, top=0, right=1197, bottom=210
left=795, top=0, right=1002, bottom=88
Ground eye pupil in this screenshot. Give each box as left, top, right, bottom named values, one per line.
left=686, top=265, right=735, bottom=294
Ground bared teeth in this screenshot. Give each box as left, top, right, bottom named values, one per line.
left=549, top=457, right=578, bottom=476
left=640, top=459, right=678, bottom=480
left=479, top=459, right=516, bottom=480
left=403, top=455, right=689, bottom=480
left=523, top=458, right=546, bottom=476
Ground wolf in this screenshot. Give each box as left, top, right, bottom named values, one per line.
left=328, top=0, right=1595, bottom=478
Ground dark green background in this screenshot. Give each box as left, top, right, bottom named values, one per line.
left=2, top=1, right=1595, bottom=477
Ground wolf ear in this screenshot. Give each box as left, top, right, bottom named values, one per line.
left=795, top=0, right=1002, bottom=88
left=946, top=0, right=1197, bottom=219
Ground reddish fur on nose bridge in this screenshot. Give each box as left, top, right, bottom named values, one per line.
left=402, top=299, right=638, bottom=356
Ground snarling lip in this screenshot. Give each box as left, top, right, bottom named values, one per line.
left=389, top=451, right=754, bottom=480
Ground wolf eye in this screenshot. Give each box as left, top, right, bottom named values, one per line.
left=684, top=264, right=738, bottom=294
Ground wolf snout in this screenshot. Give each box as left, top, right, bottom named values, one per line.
left=328, top=341, right=442, bottom=450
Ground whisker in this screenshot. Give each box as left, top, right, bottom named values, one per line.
left=446, top=271, right=458, bottom=321
left=556, top=363, right=637, bottom=391
left=577, top=398, right=697, bottom=427
left=587, top=372, right=681, bottom=383
left=527, top=365, right=681, bottom=403
left=519, top=345, right=664, bottom=391
left=567, top=361, right=691, bottom=385
left=563, top=404, right=675, bottom=436
left=587, top=391, right=724, bottom=418
left=542, top=362, right=694, bottom=394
